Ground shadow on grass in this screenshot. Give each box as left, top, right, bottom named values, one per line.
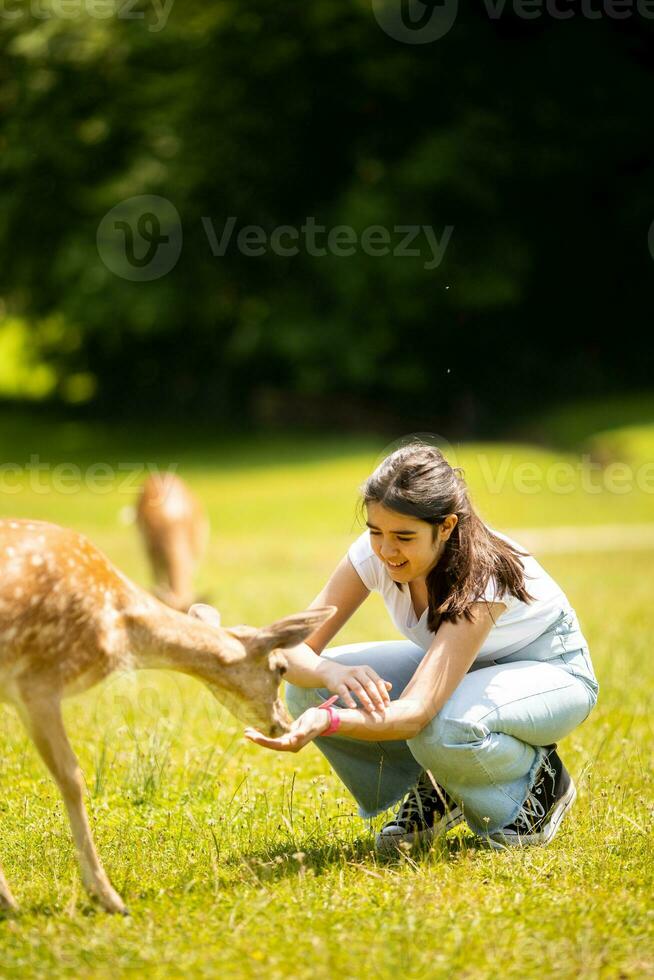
left=216, top=827, right=494, bottom=886
left=10, top=832, right=504, bottom=915
left=0, top=408, right=385, bottom=471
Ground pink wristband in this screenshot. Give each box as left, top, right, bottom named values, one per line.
left=317, top=695, right=341, bottom=736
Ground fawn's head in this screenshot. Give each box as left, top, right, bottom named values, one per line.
left=188, top=603, right=336, bottom=737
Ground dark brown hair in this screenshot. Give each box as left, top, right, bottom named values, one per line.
left=358, top=442, right=534, bottom=632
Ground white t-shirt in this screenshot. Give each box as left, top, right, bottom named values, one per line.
left=347, top=527, right=579, bottom=664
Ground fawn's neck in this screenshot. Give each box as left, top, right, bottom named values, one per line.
left=126, top=602, right=244, bottom=681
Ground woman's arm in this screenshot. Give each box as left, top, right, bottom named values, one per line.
left=285, top=554, right=370, bottom=660
left=282, top=555, right=368, bottom=689
left=246, top=601, right=507, bottom=751
left=279, top=641, right=332, bottom=687
left=335, top=600, right=507, bottom=739
left=282, top=555, right=393, bottom=714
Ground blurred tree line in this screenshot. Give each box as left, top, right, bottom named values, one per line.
left=1, top=1, right=653, bottom=434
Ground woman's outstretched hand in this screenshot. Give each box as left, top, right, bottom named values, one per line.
left=244, top=707, right=331, bottom=753
left=317, top=661, right=392, bottom=713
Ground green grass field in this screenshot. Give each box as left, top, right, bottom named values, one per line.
left=0, top=417, right=652, bottom=978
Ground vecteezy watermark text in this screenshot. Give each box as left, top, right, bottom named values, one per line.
left=374, top=434, right=654, bottom=497
left=372, top=0, right=654, bottom=44
left=476, top=453, right=654, bottom=496
left=0, top=458, right=178, bottom=496
left=0, top=0, right=174, bottom=31
left=96, top=195, right=455, bottom=281
left=201, top=216, right=453, bottom=270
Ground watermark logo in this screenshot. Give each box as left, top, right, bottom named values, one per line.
left=373, top=0, right=654, bottom=42
left=97, top=195, right=182, bottom=282
left=373, top=432, right=460, bottom=470
left=97, top=201, right=454, bottom=277
left=371, top=0, right=459, bottom=43
left=355, top=435, right=654, bottom=499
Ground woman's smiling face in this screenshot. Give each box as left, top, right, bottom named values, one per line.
left=365, top=501, right=457, bottom=582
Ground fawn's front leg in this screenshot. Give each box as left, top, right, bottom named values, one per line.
left=17, top=694, right=128, bottom=915
left=0, top=864, right=18, bottom=914
left=0, top=712, right=19, bottom=912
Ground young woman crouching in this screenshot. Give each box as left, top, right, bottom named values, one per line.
left=245, top=443, right=599, bottom=851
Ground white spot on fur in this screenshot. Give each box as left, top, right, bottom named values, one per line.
left=31, top=555, right=44, bottom=567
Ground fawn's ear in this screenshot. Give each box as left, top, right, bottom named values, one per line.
left=188, top=603, right=222, bottom=627
left=251, top=605, right=337, bottom=656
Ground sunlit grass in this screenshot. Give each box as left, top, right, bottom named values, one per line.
left=588, top=422, right=654, bottom=468
left=0, top=417, right=652, bottom=977
left=523, top=392, right=654, bottom=450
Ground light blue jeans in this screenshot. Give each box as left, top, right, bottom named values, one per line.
left=285, top=610, right=599, bottom=836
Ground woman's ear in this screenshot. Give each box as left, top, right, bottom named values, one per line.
left=440, top=514, right=458, bottom=541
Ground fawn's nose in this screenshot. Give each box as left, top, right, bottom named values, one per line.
left=269, top=715, right=291, bottom=737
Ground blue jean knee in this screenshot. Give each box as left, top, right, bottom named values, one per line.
left=406, top=711, right=548, bottom=836
left=407, top=712, right=491, bottom=785
left=559, top=647, right=600, bottom=710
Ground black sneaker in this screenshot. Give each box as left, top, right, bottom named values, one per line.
left=375, top=770, right=464, bottom=852
left=486, top=744, right=576, bottom=849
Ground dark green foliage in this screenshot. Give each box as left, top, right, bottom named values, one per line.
left=1, top=3, right=653, bottom=430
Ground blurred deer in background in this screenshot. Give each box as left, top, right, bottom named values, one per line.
left=136, top=472, right=209, bottom=612
left=0, top=518, right=335, bottom=915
